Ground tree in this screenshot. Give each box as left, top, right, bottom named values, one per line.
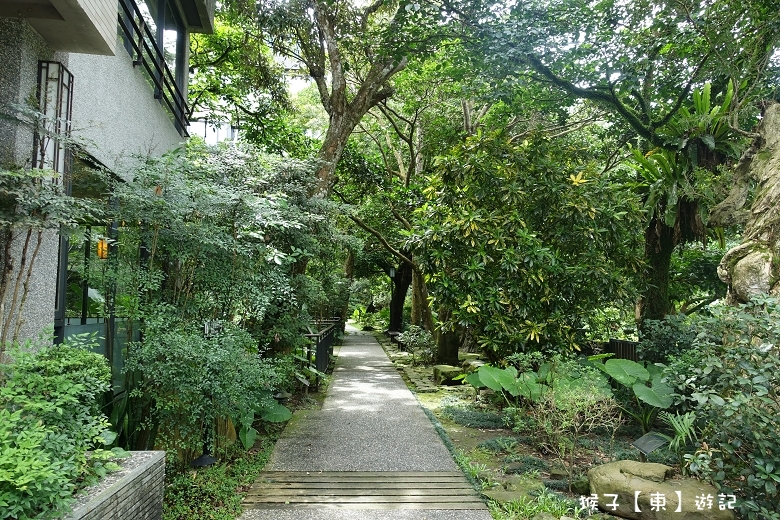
left=473, top=0, right=780, bottom=322
left=712, top=102, right=780, bottom=302
left=410, top=126, right=644, bottom=360
left=188, top=15, right=311, bottom=155
left=231, top=0, right=485, bottom=194
left=332, top=49, right=485, bottom=362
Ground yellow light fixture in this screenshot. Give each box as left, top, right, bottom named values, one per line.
left=97, top=238, right=108, bottom=259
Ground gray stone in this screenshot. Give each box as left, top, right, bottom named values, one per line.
left=459, top=353, right=482, bottom=362
left=504, top=462, right=525, bottom=474
left=462, top=359, right=486, bottom=373
left=549, top=467, right=569, bottom=480
left=588, top=460, right=735, bottom=520
left=433, top=364, right=462, bottom=385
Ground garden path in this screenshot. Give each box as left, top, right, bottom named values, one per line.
left=239, top=325, right=492, bottom=520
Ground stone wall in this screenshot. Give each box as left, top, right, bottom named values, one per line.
left=66, top=451, right=165, bottom=520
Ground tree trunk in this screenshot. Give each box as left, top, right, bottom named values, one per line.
left=435, top=306, right=460, bottom=365
left=388, top=261, right=412, bottom=332
left=316, top=112, right=360, bottom=194
left=713, top=103, right=780, bottom=302
left=638, top=216, right=676, bottom=323
left=411, top=269, right=435, bottom=332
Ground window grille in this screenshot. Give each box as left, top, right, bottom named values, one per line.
left=32, top=61, right=73, bottom=176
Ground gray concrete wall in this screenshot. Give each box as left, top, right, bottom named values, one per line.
left=0, top=18, right=64, bottom=169
left=67, top=36, right=185, bottom=176
left=0, top=19, right=62, bottom=344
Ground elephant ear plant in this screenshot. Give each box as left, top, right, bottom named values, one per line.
left=589, top=355, right=673, bottom=435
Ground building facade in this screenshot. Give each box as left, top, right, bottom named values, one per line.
left=0, top=0, right=214, bottom=363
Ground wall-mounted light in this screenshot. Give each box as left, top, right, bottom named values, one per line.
left=389, top=267, right=396, bottom=279
left=97, top=238, right=108, bottom=259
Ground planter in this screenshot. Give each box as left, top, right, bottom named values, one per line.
left=64, top=451, right=165, bottom=520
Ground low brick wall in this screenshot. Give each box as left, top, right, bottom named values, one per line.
left=65, top=451, right=166, bottom=520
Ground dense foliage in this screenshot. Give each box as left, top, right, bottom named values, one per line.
left=0, top=334, right=123, bottom=519
left=662, top=297, right=780, bottom=519
left=124, top=314, right=293, bottom=465
left=411, top=130, right=644, bottom=358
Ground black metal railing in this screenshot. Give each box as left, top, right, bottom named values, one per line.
left=299, top=318, right=341, bottom=391
left=605, top=338, right=639, bottom=362
left=117, top=0, right=189, bottom=136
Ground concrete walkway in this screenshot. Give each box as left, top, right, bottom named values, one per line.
left=239, top=326, right=493, bottom=520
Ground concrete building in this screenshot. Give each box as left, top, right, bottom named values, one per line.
left=0, top=0, right=214, bottom=370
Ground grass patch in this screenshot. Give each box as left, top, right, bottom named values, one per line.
left=504, top=454, right=550, bottom=474
left=478, top=436, right=519, bottom=453
left=488, top=487, right=586, bottom=519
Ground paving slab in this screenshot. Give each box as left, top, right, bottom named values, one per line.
left=240, top=326, right=493, bottom=520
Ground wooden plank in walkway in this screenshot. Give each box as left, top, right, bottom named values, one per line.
left=243, top=471, right=487, bottom=510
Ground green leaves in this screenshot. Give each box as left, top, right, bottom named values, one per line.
left=474, top=365, right=515, bottom=393
left=0, top=337, right=119, bottom=518
left=259, top=402, right=292, bottom=423
left=590, top=356, right=673, bottom=432
left=125, top=320, right=295, bottom=458
left=601, top=358, right=649, bottom=386
left=411, top=130, right=643, bottom=358
left=632, top=380, right=673, bottom=409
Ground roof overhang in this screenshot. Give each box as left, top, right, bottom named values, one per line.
left=0, top=0, right=117, bottom=55
left=174, top=0, right=213, bottom=34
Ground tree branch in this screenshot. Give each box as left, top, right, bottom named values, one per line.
left=333, top=189, right=418, bottom=269
left=524, top=53, right=658, bottom=144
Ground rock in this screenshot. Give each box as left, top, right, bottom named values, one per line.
left=501, top=475, right=541, bottom=494
left=459, top=352, right=481, bottom=362
left=462, top=359, right=486, bottom=373
left=561, top=517, right=577, bottom=520
left=588, top=460, right=735, bottom=520
left=433, top=364, right=462, bottom=385
left=549, top=467, right=569, bottom=480
left=504, top=462, right=525, bottom=474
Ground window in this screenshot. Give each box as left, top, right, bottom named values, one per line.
left=32, top=61, right=73, bottom=175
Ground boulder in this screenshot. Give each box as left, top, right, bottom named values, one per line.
left=459, top=352, right=482, bottom=362
left=462, top=359, right=486, bottom=373
left=433, top=364, right=462, bottom=385
left=588, top=461, right=735, bottom=520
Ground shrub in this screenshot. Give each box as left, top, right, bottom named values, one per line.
left=0, top=334, right=120, bottom=519
left=663, top=298, right=780, bottom=519
left=440, top=405, right=507, bottom=429
left=398, top=325, right=435, bottom=365
left=637, top=314, right=697, bottom=363
left=125, top=316, right=293, bottom=467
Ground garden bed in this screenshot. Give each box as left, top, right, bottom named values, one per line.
left=65, top=451, right=165, bottom=520
left=374, top=332, right=679, bottom=519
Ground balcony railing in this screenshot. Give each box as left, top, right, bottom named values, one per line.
left=117, top=0, right=189, bottom=137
